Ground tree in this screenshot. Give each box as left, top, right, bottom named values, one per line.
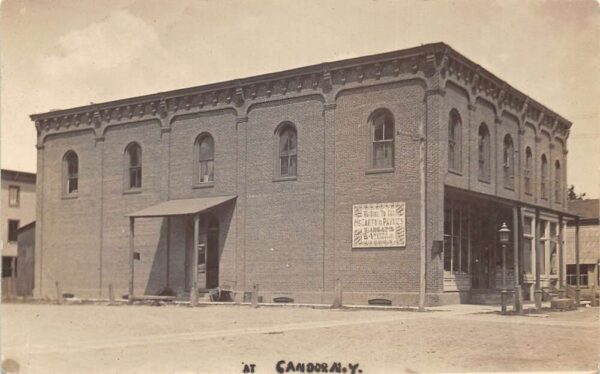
left=567, top=184, right=587, bottom=200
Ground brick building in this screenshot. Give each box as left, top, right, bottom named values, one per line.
left=1, top=169, right=36, bottom=298
left=30, top=43, right=578, bottom=306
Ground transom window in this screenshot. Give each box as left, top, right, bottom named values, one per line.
left=448, top=109, right=462, bottom=172
left=540, top=154, right=548, bottom=200
left=503, top=134, right=514, bottom=189
left=276, top=123, right=297, bottom=178
left=195, top=134, right=214, bottom=184
left=125, top=143, right=142, bottom=190
left=63, top=151, right=79, bottom=196
left=478, top=124, right=490, bottom=182
left=524, top=147, right=533, bottom=195
left=370, top=110, right=394, bottom=170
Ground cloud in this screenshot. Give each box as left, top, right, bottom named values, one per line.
left=39, top=10, right=162, bottom=75
left=32, top=9, right=194, bottom=108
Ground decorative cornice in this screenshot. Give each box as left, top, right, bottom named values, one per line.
left=30, top=42, right=572, bottom=143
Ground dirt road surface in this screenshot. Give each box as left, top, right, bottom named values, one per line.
left=2, top=303, right=598, bottom=373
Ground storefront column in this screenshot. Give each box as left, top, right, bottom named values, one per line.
left=513, top=206, right=522, bottom=312
left=191, top=214, right=200, bottom=307
left=534, top=208, right=542, bottom=311
left=558, top=215, right=565, bottom=297
left=575, top=216, right=581, bottom=306
left=128, top=217, right=135, bottom=304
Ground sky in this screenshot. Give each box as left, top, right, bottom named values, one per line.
left=1, top=0, right=598, bottom=197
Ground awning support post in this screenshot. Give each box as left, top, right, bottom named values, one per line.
left=128, top=217, right=135, bottom=304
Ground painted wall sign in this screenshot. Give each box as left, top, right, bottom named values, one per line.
left=352, top=202, right=406, bottom=248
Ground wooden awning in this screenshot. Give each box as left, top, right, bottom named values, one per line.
left=126, top=195, right=236, bottom=218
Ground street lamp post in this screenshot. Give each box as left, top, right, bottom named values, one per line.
left=499, top=222, right=511, bottom=315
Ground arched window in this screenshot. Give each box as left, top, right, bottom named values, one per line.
left=478, top=124, right=490, bottom=182
left=125, top=142, right=142, bottom=190
left=540, top=154, right=548, bottom=200
left=448, top=110, right=462, bottom=172
left=524, top=147, right=533, bottom=195
left=195, top=134, right=214, bottom=184
left=503, top=134, right=514, bottom=189
left=276, top=123, right=297, bottom=178
left=370, top=109, right=394, bottom=170
left=63, top=151, right=79, bottom=196
left=555, top=160, right=561, bottom=202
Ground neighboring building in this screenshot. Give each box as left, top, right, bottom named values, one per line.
left=566, top=199, right=599, bottom=294
left=30, top=43, right=576, bottom=306
left=1, top=169, right=36, bottom=298
left=16, top=221, right=36, bottom=296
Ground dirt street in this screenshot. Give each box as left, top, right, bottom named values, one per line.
left=2, top=303, right=598, bottom=373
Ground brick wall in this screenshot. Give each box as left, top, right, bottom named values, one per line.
left=34, top=71, right=570, bottom=306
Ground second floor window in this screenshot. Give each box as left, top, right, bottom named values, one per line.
left=541, top=154, right=548, bottom=200
left=8, top=186, right=19, bottom=207
left=370, top=109, right=394, bottom=170
left=448, top=110, right=462, bottom=172
left=524, top=147, right=533, bottom=195
left=195, top=134, right=214, bottom=184
left=503, top=134, right=514, bottom=189
left=125, top=143, right=142, bottom=190
left=277, top=123, right=297, bottom=178
left=63, top=151, right=79, bottom=196
left=478, top=124, right=490, bottom=182
left=7, top=219, right=19, bottom=242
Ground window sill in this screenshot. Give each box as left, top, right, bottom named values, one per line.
left=448, top=168, right=462, bottom=176
left=273, top=176, right=297, bottom=182
left=62, top=194, right=79, bottom=200
left=478, top=178, right=491, bottom=184
left=504, top=185, right=515, bottom=191
left=123, top=189, right=142, bottom=195
left=366, top=168, right=395, bottom=175
left=193, top=182, right=214, bottom=189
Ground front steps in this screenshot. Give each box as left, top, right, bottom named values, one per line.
left=469, top=290, right=503, bottom=305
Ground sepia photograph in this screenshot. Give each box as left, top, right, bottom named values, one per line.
left=1, top=0, right=599, bottom=373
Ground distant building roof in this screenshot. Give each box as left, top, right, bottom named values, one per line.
left=1, top=169, right=36, bottom=183
left=568, top=199, right=599, bottom=224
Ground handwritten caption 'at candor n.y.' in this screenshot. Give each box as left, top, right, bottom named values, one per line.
left=242, top=361, right=363, bottom=373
